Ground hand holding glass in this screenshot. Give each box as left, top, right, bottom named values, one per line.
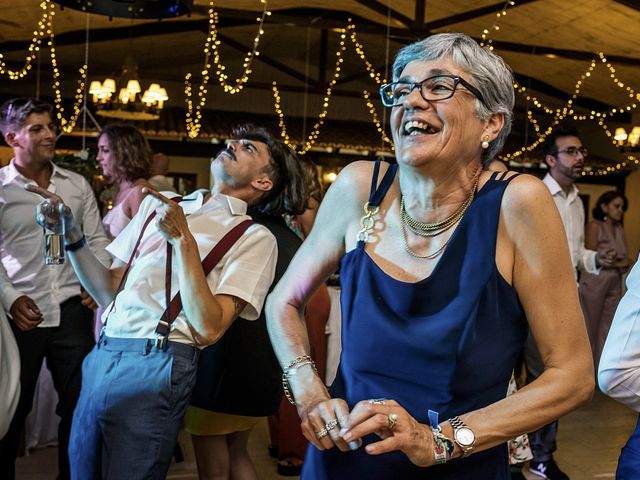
left=30, top=190, right=78, bottom=265
left=37, top=199, right=67, bottom=265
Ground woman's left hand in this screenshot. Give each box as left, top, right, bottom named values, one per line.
left=340, top=399, right=435, bottom=467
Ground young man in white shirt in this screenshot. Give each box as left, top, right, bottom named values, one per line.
left=0, top=98, right=111, bottom=480
left=30, top=124, right=307, bottom=479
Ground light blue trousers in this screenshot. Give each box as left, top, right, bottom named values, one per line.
left=68, top=336, right=198, bottom=479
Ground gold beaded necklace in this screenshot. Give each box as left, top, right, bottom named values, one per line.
left=400, top=170, right=481, bottom=259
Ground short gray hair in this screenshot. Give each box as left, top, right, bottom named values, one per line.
left=0, top=98, right=53, bottom=137
left=392, top=32, right=514, bottom=165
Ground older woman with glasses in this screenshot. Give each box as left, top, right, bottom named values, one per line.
left=266, top=32, right=593, bottom=479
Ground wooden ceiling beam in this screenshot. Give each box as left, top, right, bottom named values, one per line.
left=424, top=0, right=542, bottom=29
left=318, top=29, right=329, bottom=86
left=216, top=33, right=313, bottom=86
left=415, top=0, right=426, bottom=27
left=485, top=38, right=640, bottom=66
left=512, top=72, right=618, bottom=113
left=353, top=0, right=414, bottom=28
left=1, top=6, right=638, bottom=75
left=611, top=0, right=640, bottom=12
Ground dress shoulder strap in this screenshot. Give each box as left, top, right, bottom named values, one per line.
left=368, top=160, right=398, bottom=207
left=495, top=171, right=520, bottom=182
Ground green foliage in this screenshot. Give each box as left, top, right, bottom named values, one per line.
left=53, top=148, right=101, bottom=182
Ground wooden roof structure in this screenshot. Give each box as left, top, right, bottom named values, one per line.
left=1, top=0, right=638, bottom=169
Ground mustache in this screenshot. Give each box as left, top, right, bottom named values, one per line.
left=220, top=148, right=236, bottom=161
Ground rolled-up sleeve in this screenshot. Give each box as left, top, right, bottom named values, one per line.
left=214, top=224, right=277, bottom=321
left=599, top=262, right=640, bottom=411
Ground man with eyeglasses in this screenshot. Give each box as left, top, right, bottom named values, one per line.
left=524, top=125, right=616, bottom=480
left=0, top=98, right=111, bottom=480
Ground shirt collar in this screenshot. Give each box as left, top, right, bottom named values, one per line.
left=178, top=190, right=247, bottom=217
left=1, top=159, right=21, bottom=186
left=210, top=192, right=248, bottom=216
left=51, top=161, right=71, bottom=179
left=543, top=173, right=579, bottom=201
left=2, top=158, right=69, bottom=187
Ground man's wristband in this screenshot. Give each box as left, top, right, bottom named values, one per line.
left=64, top=235, right=86, bottom=252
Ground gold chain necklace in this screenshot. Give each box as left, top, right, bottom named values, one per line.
left=400, top=221, right=451, bottom=259
left=400, top=171, right=481, bottom=258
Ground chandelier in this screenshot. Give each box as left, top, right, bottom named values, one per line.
left=89, top=58, right=168, bottom=121
left=614, top=126, right=640, bottom=152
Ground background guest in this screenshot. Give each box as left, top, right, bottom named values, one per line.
left=580, top=190, right=631, bottom=371
left=525, top=125, right=617, bottom=480
left=268, top=158, right=331, bottom=476
left=94, top=124, right=154, bottom=340
left=96, top=124, right=153, bottom=240
left=148, top=152, right=177, bottom=193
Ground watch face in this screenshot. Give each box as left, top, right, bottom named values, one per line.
left=455, top=427, right=475, bottom=446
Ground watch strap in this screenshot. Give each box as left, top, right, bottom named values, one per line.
left=449, top=415, right=475, bottom=458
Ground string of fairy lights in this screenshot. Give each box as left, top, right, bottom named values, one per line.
left=1, top=0, right=87, bottom=132
left=363, top=89, right=394, bottom=150
left=0, top=1, right=53, bottom=80
left=185, top=0, right=270, bottom=138
left=3, top=0, right=639, bottom=174
left=480, top=1, right=516, bottom=51
left=272, top=25, right=348, bottom=155
left=482, top=0, right=640, bottom=176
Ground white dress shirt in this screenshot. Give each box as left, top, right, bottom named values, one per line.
left=599, top=260, right=640, bottom=411
left=0, top=160, right=111, bottom=327
left=543, top=173, right=598, bottom=276
left=103, top=189, right=277, bottom=347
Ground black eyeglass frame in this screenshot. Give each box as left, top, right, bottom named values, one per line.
left=554, top=146, right=589, bottom=158
left=379, top=74, right=487, bottom=108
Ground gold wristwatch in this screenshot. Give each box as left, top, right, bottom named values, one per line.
left=449, top=416, right=476, bottom=458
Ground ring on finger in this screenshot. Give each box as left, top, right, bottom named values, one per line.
left=325, top=419, right=339, bottom=431
left=387, top=413, right=398, bottom=431
left=316, top=427, right=329, bottom=439
left=368, top=398, right=386, bottom=405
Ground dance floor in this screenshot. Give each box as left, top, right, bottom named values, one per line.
left=15, top=391, right=635, bottom=479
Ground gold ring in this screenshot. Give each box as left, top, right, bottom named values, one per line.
left=325, top=419, right=339, bottom=431
left=387, top=413, right=398, bottom=430
left=316, top=427, right=328, bottom=439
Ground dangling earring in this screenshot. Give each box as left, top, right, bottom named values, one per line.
left=481, top=135, right=490, bottom=149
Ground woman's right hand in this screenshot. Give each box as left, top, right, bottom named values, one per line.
left=293, top=374, right=353, bottom=452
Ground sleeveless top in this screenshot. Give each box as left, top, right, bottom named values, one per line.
left=102, top=200, right=132, bottom=240
left=302, top=163, right=528, bottom=480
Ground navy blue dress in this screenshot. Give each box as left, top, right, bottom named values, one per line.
left=302, top=164, right=528, bottom=479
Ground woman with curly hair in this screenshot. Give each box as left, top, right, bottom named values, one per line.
left=97, top=124, right=153, bottom=239
left=94, top=125, right=153, bottom=339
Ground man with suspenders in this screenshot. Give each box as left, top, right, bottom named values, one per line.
left=30, top=124, right=307, bottom=479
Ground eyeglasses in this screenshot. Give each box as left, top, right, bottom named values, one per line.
left=555, top=146, right=588, bottom=158
left=379, top=74, right=487, bottom=108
